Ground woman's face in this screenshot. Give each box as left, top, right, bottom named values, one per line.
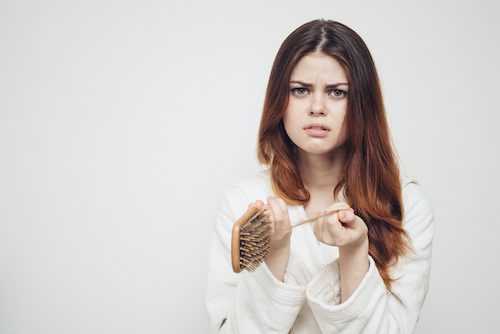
left=283, top=52, right=348, bottom=157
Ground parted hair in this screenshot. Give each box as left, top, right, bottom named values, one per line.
left=257, top=19, right=412, bottom=290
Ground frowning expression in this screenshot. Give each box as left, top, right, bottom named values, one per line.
left=283, top=52, right=348, bottom=157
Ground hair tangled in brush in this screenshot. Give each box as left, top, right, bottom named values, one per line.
left=257, top=19, right=412, bottom=290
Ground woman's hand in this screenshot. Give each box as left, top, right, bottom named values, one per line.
left=248, top=196, right=291, bottom=281
left=313, top=202, right=367, bottom=251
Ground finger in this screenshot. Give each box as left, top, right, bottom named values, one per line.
left=275, top=197, right=291, bottom=229
left=255, top=200, right=265, bottom=211
left=267, top=196, right=283, bottom=227
left=326, top=211, right=342, bottom=236
left=329, top=209, right=350, bottom=243
left=321, top=203, right=350, bottom=218
left=262, top=203, right=273, bottom=219
left=248, top=202, right=256, bottom=208
left=338, top=204, right=354, bottom=213
left=327, top=202, right=351, bottom=213
left=338, top=210, right=356, bottom=228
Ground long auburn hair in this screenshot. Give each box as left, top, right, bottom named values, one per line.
left=257, top=19, right=412, bottom=290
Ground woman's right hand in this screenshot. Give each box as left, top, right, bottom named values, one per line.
left=248, top=196, right=291, bottom=281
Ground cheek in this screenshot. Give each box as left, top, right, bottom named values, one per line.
left=283, top=100, right=303, bottom=131
left=282, top=111, right=289, bottom=129
left=338, top=113, right=348, bottom=143
left=282, top=109, right=292, bottom=133
left=282, top=110, right=299, bottom=143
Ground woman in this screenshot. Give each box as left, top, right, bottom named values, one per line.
left=206, top=19, right=434, bottom=334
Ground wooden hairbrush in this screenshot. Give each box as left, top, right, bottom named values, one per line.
left=231, top=206, right=272, bottom=273
left=231, top=206, right=347, bottom=273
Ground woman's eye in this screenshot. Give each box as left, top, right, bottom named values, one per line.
left=331, top=89, right=345, bottom=97
left=292, top=88, right=308, bottom=96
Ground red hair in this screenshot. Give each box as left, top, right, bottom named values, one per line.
left=257, top=20, right=411, bottom=290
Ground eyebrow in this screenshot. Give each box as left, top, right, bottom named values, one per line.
left=290, top=80, right=349, bottom=88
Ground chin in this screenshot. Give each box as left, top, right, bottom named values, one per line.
left=298, top=146, right=335, bottom=156
left=296, top=143, right=345, bottom=156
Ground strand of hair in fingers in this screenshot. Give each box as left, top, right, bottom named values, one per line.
left=274, top=208, right=345, bottom=233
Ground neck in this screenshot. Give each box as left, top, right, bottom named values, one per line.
left=296, top=147, right=346, bottom=215
left=296, top=147, right=345, bottom=191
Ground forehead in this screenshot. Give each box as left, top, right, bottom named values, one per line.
left=290, top=52, right=347, bottom=83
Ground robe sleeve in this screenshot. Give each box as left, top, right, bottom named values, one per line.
left=305, top=182, right=434, bottom=333
left=206, top=186, right=307, bottom=334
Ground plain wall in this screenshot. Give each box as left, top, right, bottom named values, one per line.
left=1, top=0, right=499, bottom=333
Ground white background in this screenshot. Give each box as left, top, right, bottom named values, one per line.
left=1, top=0, right=499, bottom=333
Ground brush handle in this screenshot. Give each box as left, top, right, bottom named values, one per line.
left=284, top=208, right=344, bottom=231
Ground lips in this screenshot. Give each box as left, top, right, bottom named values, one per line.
left=304, top=123, right=330, bottom=137
left=305, top=123, right=330, bottom=131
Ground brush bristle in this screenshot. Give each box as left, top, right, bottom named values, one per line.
left=239, top=210, right=271, bottom=272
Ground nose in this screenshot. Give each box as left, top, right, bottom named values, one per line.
left=308, top=94, right=327, bottom=116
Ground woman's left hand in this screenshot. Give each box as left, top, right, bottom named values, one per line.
left=313, top=202, right=368, bottom=251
